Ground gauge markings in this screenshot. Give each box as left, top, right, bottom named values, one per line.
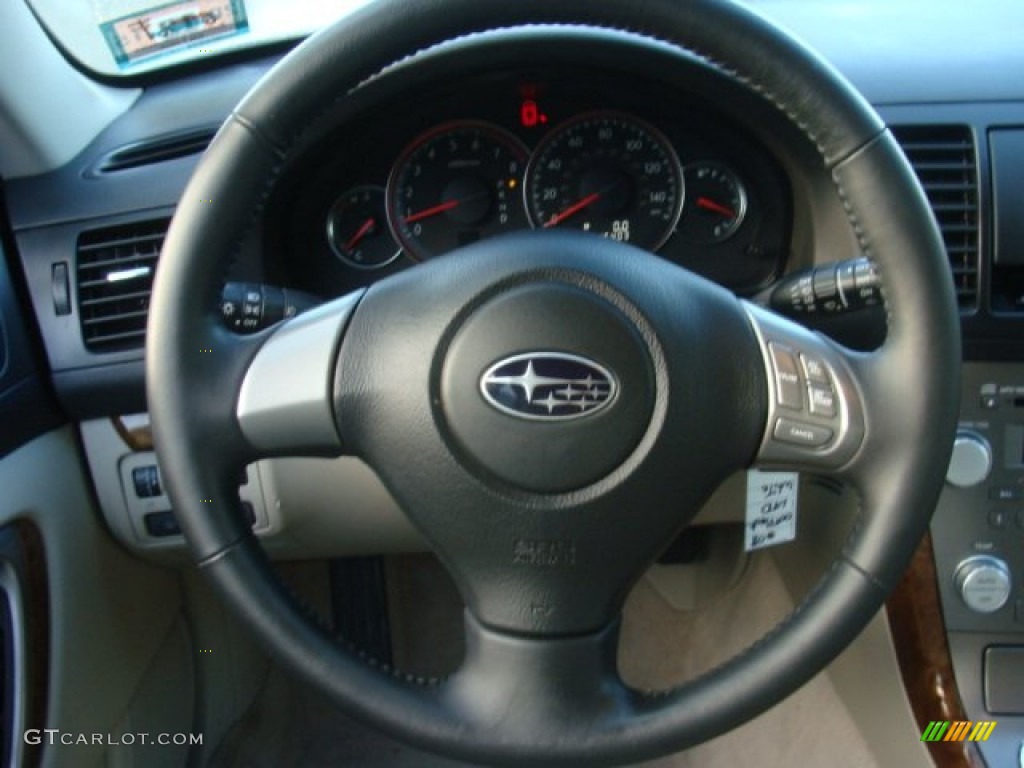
left=680, top=163, right=748, bottom=244
left=525, top=111, right=684, bottom=251
left=404, top=199, right=462, bottom=224
left=326, top=185, right=401, bottom=270
left=544, top=191, right=602, bottom=228
left=386, top=121, right=529, bottom=260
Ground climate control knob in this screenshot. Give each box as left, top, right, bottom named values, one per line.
left=954, top=555, right=1011, bottom=614
left=946, top=432, right=992, bottom=488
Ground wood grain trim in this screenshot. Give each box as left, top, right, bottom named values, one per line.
left=885, top=533, right=985, bottom=768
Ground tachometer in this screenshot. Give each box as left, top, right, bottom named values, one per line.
left=525, top=112, right=683, bottom=251
left=387, top=122, right=529, bottom=260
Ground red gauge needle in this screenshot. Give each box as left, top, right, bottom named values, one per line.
left=344, top=218, right=377, bottom=251
left=404, top=199, right=460, bottom=224
left=696, top=197, right=736, bottom=218
left=544, top=192, right=602, bottom=228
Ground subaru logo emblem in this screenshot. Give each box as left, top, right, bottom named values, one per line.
left=479, top=352, right=618, bottom=421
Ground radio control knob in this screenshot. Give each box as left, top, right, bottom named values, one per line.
left=954, top=556, right=1011, bottom=613
left=946, top=432, right=993, bottom=488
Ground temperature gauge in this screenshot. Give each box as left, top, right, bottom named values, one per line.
left=326, top=185, right=401, bottom=270
left=680, top=163, right=747, bottom=244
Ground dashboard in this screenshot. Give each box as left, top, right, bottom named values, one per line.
left=269, top=67, right=790, bottom=300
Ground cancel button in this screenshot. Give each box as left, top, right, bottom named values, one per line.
left=774, top=418, right=834, bottom=448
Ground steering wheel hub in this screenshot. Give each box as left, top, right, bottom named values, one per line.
left=441, top=278, right=655, bottom=493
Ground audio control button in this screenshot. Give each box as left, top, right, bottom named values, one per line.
left=769, top=343, right=803, bottom=411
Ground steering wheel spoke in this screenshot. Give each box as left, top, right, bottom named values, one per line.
left=744, top=302, right=867, bottom=473
left=236, top=291, right=363, bottom=457
left=443, top=612, right=633, bottom=740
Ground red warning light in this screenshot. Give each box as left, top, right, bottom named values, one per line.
left=520, top=99, right=549, bottom=128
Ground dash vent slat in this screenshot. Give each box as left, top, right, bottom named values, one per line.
left=891, top=125, right=980, bottom=312
left=75, top=218, right=170, bottom=352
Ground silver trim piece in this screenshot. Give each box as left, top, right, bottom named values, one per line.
left=237, top=292, right=361, bottom=455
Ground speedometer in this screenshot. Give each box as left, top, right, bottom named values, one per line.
left=525, top=112, right=683, bottom=251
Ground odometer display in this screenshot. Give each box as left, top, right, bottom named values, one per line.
left=525, top=112, right=684, bottom=251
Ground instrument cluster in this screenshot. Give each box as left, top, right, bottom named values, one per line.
left=272, top=69, right=792, bottom=297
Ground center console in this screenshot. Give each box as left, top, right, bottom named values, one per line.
left=933, top=362, right=1024, bottom=767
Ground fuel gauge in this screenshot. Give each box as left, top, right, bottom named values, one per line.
left=327, top=185, right=401, bottom=270
left=679, top=163, right=747, bottom=244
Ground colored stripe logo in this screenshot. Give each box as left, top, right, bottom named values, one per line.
left=921, top=721, right=996, bottom=742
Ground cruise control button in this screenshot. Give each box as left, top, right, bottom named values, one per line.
left=769, top=343, right=803, bottom=410
left=774, top=418, right=833, bottom=447
left=808, top=385, right=837, bottom=418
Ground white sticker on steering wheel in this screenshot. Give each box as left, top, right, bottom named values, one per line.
left=745, top=470, right=798, bottom=551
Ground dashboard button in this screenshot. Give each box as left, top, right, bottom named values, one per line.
left=773, top=418, right=833, bottom=448
left=980, top=383, right=999, bottom=410
left=769, top=343, right=803, bottom=410
left=132, top=465, right=162, bottom=498
left=989, top=509, right=1009, bottom=529
left=990, top=486, right=1023, bottom=502
left=144, top=510, right=180, bottom=538
left=946, top=432, right=992, bottom=488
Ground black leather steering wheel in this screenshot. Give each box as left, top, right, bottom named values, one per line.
left=147, top=0, right=961, bottom=765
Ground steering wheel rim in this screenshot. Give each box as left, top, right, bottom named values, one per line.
left=147, top=1, right=961, bottom=765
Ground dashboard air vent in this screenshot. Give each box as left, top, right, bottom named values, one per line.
left=94, top=128, right=216, bottom=174
left=891, top=125, right=979, bottom=311
left=76, top=218, right=169, bottom=352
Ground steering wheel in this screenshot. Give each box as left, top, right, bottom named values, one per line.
left=147, top=0, right=961, bottom=764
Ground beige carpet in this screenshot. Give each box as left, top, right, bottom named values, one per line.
left=621, top=552, right=876, bottom=767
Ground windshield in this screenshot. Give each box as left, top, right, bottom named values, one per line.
left=26, top=0, right=372, bottom=77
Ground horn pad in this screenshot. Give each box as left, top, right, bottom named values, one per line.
left=440, top=280, right=656, bottom=494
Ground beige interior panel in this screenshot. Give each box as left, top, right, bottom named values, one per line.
left=0, top=428, right=185, bottom=767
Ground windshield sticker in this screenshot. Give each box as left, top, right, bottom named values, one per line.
left=744, top=469, right=798, bottom=552
left=100, top=0, right=249, bottom=69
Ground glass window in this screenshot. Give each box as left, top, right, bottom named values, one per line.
left=25, top=0, right=372, bottom=77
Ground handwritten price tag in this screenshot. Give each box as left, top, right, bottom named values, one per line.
left=744, top=470, right=798, bottom=552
